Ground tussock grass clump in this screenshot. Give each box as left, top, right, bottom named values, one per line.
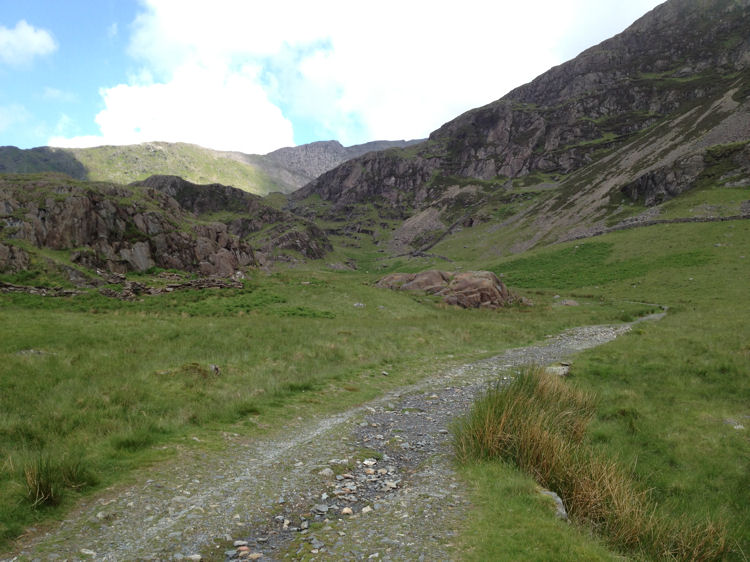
left=14, top=452, right=97, bottom=508
left=453, top=368, right=729, bottom=560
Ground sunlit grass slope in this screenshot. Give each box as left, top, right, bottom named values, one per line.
left=456, top=219, right=749, bottom=560
left=68, top=143, right=281, bottom=195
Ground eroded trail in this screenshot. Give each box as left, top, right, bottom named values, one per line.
left=8, top=318, right=659, bottom=561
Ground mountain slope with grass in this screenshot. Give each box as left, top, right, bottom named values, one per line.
left=0, top=139, right=420, bottom=197
left=0, top=0, right=748, bottom=558
left=292, top=0, right=750, bottom=258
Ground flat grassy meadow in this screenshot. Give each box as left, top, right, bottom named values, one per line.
left=0, top=265, right=648, bottom=551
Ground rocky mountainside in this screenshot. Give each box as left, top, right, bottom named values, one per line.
left=264, top=139, right=424, bottom=187
left=292, top=0, right=750, bottom=255
left=0, top=139, right=421, bottom=197
left=2, top=0, right=748, bottom=283
left=0, top=173, right=330, bottom=284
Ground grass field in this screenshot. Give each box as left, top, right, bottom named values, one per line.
left=1, top=202, right=748, bottom=558
left=453, top=219, right=750, bottom=560
left=0, top=267, right=649, bottom=551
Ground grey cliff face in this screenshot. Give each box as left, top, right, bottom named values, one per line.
left=294, top=0, right=750, bottom=219
left=265, top=139, right=424, bottom=189
left=0, top=179, right=256, bottom=276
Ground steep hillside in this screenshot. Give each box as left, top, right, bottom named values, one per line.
left=69, top=143, right=282, bottom=196
left=264, top=139, right=424, bottom=187
left=0, top=139, right=420, bottom=197
left=292, top=0, right=750, bottom=258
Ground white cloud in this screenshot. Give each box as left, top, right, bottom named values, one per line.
left=107, top=23, right=119, bottom=39
left=0, top=20, right=57, bottom=66
left=50, top=62, right=294, bottom=153
left=50, top=0, right=664, bottom=152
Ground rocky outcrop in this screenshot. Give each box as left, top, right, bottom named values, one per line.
left=293, top=0, right=750, bottom=235
left=0, top=242, right=29, bottom=272
left=622, top=140, right=750, bottom=205
left=262, top=224, right=332, bottom=260
left=293, top=151, right=441, bottom=218
left=376, top=270, right=514, bottom=309
left=265, top=139, right=424, bottom=188
left=620, top=154, right=705, bottom=205
left=0, top=176, right=256, bottom=276
left=135, top=175, right=332, bottom=260
left=132, top=175, right=279, bottom=217
left=99, top=277, right=243, bottom=300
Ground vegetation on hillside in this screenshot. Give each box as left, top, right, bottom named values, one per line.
left=452, top=220, right=749, bottom=560
left=69, top=143, right=282, bottom=196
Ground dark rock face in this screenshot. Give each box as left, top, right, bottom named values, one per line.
left=376, top=270, right=513, bottom=309
left=135, top=175, right=333, bottom=261
left=0, top=176, right=256, bottom=276
left=265, top=139, right=424, bottom=188
left=293, top=151, right=441, bottom=218
left=294, top=0, right=750, bottom=219
left=133, top=175, right=275, bottom=217
left=620, top=154, right=705, bottom=206
left=0, top=242, right=29, bottom=272
left=0, top=173, right=335, bottom=277
left=262, top=224, right=332, bottom=260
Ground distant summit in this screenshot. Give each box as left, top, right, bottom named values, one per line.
left=0, top=138, right=423, bottom=196
left=265, top=139, right=424, bottom=188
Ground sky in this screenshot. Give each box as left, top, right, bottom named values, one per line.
left=0, top=0, right=664, bottom=155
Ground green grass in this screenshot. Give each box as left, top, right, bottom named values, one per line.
left=657, top=183, right=750, bottom=219
left=454, top=219, right=750, bottom=560
left=492, top=240, right=711, bottom=289
left=0, top=268, right=643, bottom=551
left=67, top=142, right=283, bottom=195
left=2, top=195, right=748, bottom=558
left=459, top=462, right=620, bottom=561
left=454, top=369, right=729, bottom=560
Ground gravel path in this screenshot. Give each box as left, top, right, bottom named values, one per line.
left=6, top=315, right=662, bottom=561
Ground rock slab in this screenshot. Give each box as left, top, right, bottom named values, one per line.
left=376, top=270, right=513, bottom=309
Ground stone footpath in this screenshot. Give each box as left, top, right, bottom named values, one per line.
left=6, top=318, right=658, bottom=561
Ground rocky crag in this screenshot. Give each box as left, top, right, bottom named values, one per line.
left=292, top=0, right=750, bottom=254
left=263, top=139, right=424, bottom=189
left=0, top=174, right=330, bottom=282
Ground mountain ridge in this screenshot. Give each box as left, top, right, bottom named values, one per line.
left=0, top=138, right=422, bottom=197
left=1, top=0, right=749, bottom=280
left=292, top=0, right=750, bottom=257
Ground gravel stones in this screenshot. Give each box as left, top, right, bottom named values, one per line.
left=10, top=320, right=652, bottom=560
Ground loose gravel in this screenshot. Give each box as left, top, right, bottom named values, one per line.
left=5, top=316, right=661, bottom=561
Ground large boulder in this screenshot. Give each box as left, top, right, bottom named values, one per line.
left=377, top=270, right=513, bottom=309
